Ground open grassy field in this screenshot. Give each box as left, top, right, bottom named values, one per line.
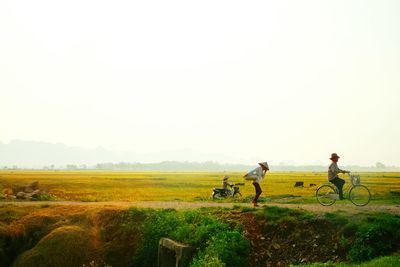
left=0, top=170, right=399, bottom=203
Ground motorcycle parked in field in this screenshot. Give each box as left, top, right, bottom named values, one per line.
left=212, top=183, right=244, bottom=199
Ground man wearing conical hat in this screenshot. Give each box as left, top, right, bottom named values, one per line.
left=328, top=153, right=350, bottom=200
left=243, top=162, right=269, bottom=207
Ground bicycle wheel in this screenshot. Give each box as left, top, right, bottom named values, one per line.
left=316, top=184, right=337, bottom=206
left=349, top=185, right=371, bottom=206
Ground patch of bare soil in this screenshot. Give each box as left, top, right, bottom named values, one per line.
left=227, top=212, right=347, bottom=267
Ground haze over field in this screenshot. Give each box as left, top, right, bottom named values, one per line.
left=1, top=1, right=399, bottom=166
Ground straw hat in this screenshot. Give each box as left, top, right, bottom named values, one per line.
left=258, top=162, right=269, bottom=170
left=223, top=176, right=230, bottom=180
left=330, top=153, right=340, bottom=160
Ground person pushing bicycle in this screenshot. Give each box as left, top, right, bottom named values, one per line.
left=243, top=162, right=269, bottom=207
left=328, top=153, right=350, bottom=200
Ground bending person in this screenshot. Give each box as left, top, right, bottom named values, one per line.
left=243, top=162, right=269, bottom=207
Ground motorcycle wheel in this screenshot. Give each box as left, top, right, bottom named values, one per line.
left=212, top=192, right=224, bottom=199
left=233, top=192, right=242, bottom=198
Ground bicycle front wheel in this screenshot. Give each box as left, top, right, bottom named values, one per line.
left=316, top=184, right=337, bottom=206
left=349, top=185, right=371, bottom=206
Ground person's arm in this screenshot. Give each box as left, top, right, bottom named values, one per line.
left=338, top=166, right=349, bottom=173
left=333, top=164, right=349, bottom=174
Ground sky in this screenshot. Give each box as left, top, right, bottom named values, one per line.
left=1, top=0, right=399, bottom=166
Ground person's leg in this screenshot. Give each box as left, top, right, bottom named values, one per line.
left=252, top=182, right=262, bottom=204
left=252, top=182, right=257, bottom=203
left=331, top=177, right=345, bottom=200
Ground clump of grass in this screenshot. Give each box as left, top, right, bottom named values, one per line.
left=13, top=226, right=95, bottom=267
left=294, top=254, right=400, bottom=266
left=0, top=222, right=10, bottom=265
left=36, top=193, right=54, bottom=201
left=0, top=184, right=5, bottom=199
left=82, top=260, right=113, bottom=267
left=324, top=212, right=349, bottom=226
left=80, top=196, right=99, bottom=202
left=190, top=254, right=225, bottom=267
left=256, top=205, right=314, bottom=224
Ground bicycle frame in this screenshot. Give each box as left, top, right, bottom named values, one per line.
left=327, top=174, right=360, bottom=197
left=316, top=173, right=371, bottom=206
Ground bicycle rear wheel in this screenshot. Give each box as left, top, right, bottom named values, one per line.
left=316, top=184, right=337, bottom=206
left=349, top=185, right=371, bottom=206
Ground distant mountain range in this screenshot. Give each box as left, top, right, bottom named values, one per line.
left=0, top=140, right=244, bottom=168
left=1, top=140, right=398, bottom=171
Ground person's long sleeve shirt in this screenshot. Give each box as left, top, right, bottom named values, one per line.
left=222, top=180, right=230, bottom=189
left=244, top=167, right=265, bottom=184
left=328, top=162, right=345, bottom=181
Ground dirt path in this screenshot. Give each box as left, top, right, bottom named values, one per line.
left=1, top=201, right=400, bottom=215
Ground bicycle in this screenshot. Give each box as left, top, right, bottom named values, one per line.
left=316, top=173, right=371, bottom=206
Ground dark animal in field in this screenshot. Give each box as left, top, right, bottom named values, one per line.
left=294, top=181, right=304, bottom=187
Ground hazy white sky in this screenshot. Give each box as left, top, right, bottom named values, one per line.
left=1, top=0, right=399, bottom=166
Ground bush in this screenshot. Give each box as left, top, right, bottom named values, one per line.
left=202, top=231, right=250, bottom=267
left=178, top=217, right=229, bottom=248
left=190, top=254, right=225, bottom=267
left=129, top=209, right=249, bottom=267
left=348, top=214, right=400, bottom=262
left=131, top=209, right=180, bottom=267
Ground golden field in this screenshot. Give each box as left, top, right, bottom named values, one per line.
left=0, top=170, right=399, bottom=203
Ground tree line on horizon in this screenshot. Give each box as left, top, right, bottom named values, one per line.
left=2, top=161, right=399, bottom=172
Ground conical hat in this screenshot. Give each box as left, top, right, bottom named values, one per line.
left=258, top=162, right=269, bottom=170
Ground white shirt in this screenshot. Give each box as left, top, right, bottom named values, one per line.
left=244, top=166, right=265, bottom=184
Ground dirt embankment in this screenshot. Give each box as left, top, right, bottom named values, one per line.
left=0, top=203, right=399, bottom=267
left=225, top=211, right=346, bottom=267
left=0, top=205, right=141, bottom=267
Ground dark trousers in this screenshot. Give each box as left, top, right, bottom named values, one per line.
left=252, top=182, right=262, bottom=203
left=330, top=177, right=345, bottom=200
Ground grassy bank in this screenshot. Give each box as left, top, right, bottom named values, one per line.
left=294, top=255, right=400, bottom=267
left=0, top=204, right=399, bottom=266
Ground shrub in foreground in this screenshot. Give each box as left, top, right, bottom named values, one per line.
left=348, top=214, right=400, bottom=262
left=129, top=208, right=249, bottom=267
